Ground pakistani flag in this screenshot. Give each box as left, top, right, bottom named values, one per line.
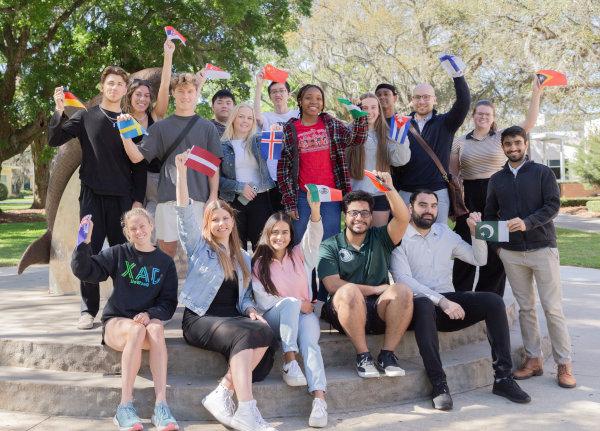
left=475, top=221, right=509, bottom=242
left=338, top=98, right=368, bottom=120
left=305, top=184, right=343, bottom=202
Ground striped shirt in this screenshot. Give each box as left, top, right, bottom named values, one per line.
left=451, top=129, right=506, bottom=180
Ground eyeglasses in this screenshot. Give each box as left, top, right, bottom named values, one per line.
left=412, top=94, right=433, bottom=101
left=347, top=210, right=372, bottom=218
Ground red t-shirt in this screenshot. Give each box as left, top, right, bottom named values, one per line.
left=295, top=119, right=336, bottom=191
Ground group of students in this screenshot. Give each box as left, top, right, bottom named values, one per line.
left=49, top=38, right=576, bottom=431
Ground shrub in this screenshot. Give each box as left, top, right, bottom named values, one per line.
left=0, top=183, right=8, bottom=201
left=586, top=200, right=600, bottom=212
left=561, top=197, right=600, bottom=207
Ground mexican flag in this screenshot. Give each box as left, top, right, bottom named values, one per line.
left=338, top=98, right=367, bottom=120
left=475, top=221, right=509, bottom=242
left=305, top=184, right=343, bottom=202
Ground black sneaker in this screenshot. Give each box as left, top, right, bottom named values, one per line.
left=355, top=352, right=380, bottom=378
left=432, top=382, right=453, bottom=411
left=376, top=350, right=406, bottom=377
left=493, top=376, right=531, bottom=403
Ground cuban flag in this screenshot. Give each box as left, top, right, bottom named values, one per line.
left=260, top=130, right=283, bottom=160
left=185, top=146, right=221, bottom=177
left=439, top=54, right=466, bottom=78
left=116, top=118, right=148, bottom=139
left=389, top=114, right=411, bottom=144
left=164, top=26, right=187, bottom=45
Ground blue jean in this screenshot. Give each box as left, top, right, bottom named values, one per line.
left=400, top=187, right=450, bottom=225
left=262, top=297, right=327, bottom=393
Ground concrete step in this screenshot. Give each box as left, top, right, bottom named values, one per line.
left=0, top=326, right=549, bottom=421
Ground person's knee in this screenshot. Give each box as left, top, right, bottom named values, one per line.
left=390, top=283, right=414, bottom=308
left=278, top=296, right=301, bottom=314
left=128, top=322, right=147, bottom=341
left=334, top=284, right=363, bottom=309
left=252, top=322, right=274, bottom=345
left=145, top=321, right=165, bottom=340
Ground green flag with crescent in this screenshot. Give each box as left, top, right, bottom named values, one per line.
left=475, top=221, right=509, bottom=242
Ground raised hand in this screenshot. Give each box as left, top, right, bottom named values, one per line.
left=466, top=212, right=482, bottom=235
left=54, top=86, right=65, bottom=115
left=175, top=150, right=190, bottom=171
left=164, top=39, right=176, bottom=57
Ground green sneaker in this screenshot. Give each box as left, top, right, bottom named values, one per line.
left=113, top=402, right=143, bottom=431
left=151, top=402, right=179, bottom=431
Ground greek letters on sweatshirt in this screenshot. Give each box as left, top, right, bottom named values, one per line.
left=71, top=242, right=178, bottom=322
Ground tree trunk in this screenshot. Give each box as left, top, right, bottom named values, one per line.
left=30, top=132, right=50, bottom=209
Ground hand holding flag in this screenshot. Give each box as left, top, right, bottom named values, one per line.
left=262, top=64, right=289, bottom=83
left=389, top=114, right=411, bottom=144
left=185, top=146, right=221, bottom=177
left=338, top=98, right=368, bottom=120
left=117, top=118, right=148, bottom=139
left=363, top=170, right=392, bottom=192
left=475, top=220, right=509, bottom=242
left=77, top=215, right=93, bottom=246
left=305, top=184, right=343, bottom=202
left=204, top=63, right=231, bottom=80
left=164, top=26, right=187, bottom=45
left=59, top=87, right=86, bottom=110
left=536, top=69, right=567, bottom=87
left=439, top=54, right=466, bottom=78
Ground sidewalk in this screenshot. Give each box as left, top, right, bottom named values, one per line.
left=555, top=213, right=600, bottom=233
left=1, top=265, right=599, bottom=430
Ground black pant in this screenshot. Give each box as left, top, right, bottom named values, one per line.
left=79, top=184, right=131, bottom=316
left=409, top=292, right=513, bottom=387
left=232, top=190, right=273, bottom=250
left=453, top=178, right=506, bottom=296
left=269, top=185, right=284, bottom=213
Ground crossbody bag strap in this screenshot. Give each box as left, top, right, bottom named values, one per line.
left=409, top=125, right=449, bottom=182
left=161, top=115, right=201, bottom=163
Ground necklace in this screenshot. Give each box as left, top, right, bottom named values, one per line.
left=98, top=106, right=121, bottom=124
left=133, top=113, right=148, bottom=124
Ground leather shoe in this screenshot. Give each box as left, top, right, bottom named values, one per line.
left=557, top=363, right=576, bottom=388
left=432, top=383, right=453, bottom=411
left=513, top=357, right=543, bottom=380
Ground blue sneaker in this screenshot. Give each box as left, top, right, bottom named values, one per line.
left=113, top=402, right=143, bottom=431
left=151, top=402, right=179, bottom=431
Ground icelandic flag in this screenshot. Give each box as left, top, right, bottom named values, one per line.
left=389, top=114, right=411, bottom=144
left=439, top=54, right=466, bottom=78
left=116, top=118, right=148, bottom=139
left=204, top=63, right=231, bottom=80
left=260, top=130, right=283, bottom=160
left=63, top=88, right=86, bottom=110
left=305, top=184, right=343, bottom=202
left=185, top=146, right=221, bottom=177
left=164, top=26, right=187, bottom=45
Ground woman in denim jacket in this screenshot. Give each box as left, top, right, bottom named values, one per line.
left=174, top=151, right=276, bottom=431
left=219, top=103, right=275, bottom=250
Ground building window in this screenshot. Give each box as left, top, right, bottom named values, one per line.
left=548, top=159, right=561, bottom=179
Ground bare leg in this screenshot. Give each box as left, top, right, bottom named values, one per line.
left=229, top=349, right=255, bottom=402
left=145, top=319, right=168, bottom=403
left=221, top=346, right=268, bottom=393
left=332, top=284, right=368, bottom=353
left=377, top=284, right=414, bottom=351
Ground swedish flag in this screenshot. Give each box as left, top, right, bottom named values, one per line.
left=117, top=118, right=148, bottom=139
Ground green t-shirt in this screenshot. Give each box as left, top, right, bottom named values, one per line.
left=317, top=226, right=395, bottom=287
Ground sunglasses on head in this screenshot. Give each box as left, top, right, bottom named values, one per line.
left=131, top=78, right=151, bottom=87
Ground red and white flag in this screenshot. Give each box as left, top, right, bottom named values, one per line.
left=165, top=26, right=187, bottom=45
left=185, top=146, right=221, bottom=177
left=204, top=63, right=231, bottom=80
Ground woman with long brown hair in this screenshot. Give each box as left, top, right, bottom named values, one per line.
left=251, top=195, right=327, bottom=428
left=174, top=151, right=276, bottom=431
left=347, top=93, right=410, bottom=226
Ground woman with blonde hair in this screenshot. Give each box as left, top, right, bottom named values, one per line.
left=174, top=151, right=276, bottom=431
left=347, top=93, right=411, bottom=226
left=220, top=103, right=275, bottom=249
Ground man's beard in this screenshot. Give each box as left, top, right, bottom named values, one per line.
left=412, top=212, right=437, bottom=229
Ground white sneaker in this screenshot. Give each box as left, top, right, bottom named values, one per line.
left=308, top=398, right=327, bottom=428
left=77, top=313, right=94, bottom=330
left=230, top=400, right=276, bottom=431
left=202, top=384, right=235, bottom=427
left=282, top=360, right=307, bottom=387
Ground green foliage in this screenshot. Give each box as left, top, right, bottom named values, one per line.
left=0, top=221, right=47, bottom=267
left=586, top=200, right=600, bottom=212
left=573, top=133, right=600, bottom=188
left=560, top=197, right=600, bottom=207
left=0, top=183, right=7, bottom=201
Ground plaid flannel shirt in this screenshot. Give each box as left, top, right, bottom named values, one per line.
left=277, top=112, right=368, bottom=213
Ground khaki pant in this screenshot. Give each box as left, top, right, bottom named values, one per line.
left=499, top=247, right=572, bottom=364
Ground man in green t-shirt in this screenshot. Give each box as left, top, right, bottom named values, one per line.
left=318, top=171, right=413, bottom=379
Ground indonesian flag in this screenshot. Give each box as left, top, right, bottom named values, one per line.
left=262, top=64, right=289, bottom=83
left=185, top=146, right=221, bottom=177
left=305, top=184, right=343, bottom=202
left=389, top=114, right=411, bottom=144
left=338, top=98, right=368, bottom=120
left=204, top=63, right=231, bottom=80
left=439, top=54, right=466, bottom=78
left=536, top=69, right=567, bottom=87
left=164, top=26, right=187, bottom=45
left=475, top=221, right=509, bottom=242
left=363, top=170, right=391, bottom=192
left=63, top=89, right=86, bottom=110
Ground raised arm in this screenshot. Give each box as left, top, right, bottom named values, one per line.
left=70, top=220, right=116, bottom=283
left=443, top=76, right=471, bottom=134
left=451, top=213, right=487, bottom=266
left=338, top=115, right=369, bottom=149
left=253, top=70, right=265, bottom=128
left=378, top=171, right=409, bottom=244
left=48, top=86, right=84, bottom=147
left=117, top=113, right=145, bottom=163
left=519, top=77, right=544, bottom=133
left=174, top=151, right=203, bottom=255
left=151, top=39, right=175, bottom=120
left=300, top=193, right=323, bottom=269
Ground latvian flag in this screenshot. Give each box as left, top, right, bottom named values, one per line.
left=185, top=146, right=221, bottom=177
left=204, top=63, right=231, bottom=80
left=305, top=184, right=343, bottom=202
left=260, top=130, right=283, bottom=160
left=63, top=89, right=86, bottom=110
left=164, top=26, right=187, bottom=45
left=389, top=114, right=411, bottom=144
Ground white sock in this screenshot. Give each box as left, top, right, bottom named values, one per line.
left=237, top=400, right=255, bottom=411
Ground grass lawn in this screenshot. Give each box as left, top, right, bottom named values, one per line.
left=556, top=228, right=600, bottom=269
left=0, top=221, right=46, bottom=266
left=0, top=197, right=33, bottom=211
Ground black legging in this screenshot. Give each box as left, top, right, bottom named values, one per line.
left=453, top=178, right=506, bottom=296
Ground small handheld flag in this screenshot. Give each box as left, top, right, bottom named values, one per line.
left=439, top=54, right=466, bottom=78
left=260, top=130, right=283, bottom=160
left=389, top=114, right=411, bottom=144
left=204, top=63, right=231, bottom=80
left=185, top=146, right=221, bottom=177
left=164, top=26, right=187, bottom=45
left=77, top=214, right=92, bottom=246
left=338, top=98, right=368, bottom=120
left=536, top=69, right=567, bottom=87
left=363, top=170, right=391, bottom=192
left=305, top=184, right=343, bottom=202
left=117, top=118, right=148, bottom=139
left=263, top=64, right=289, bottom=83
left=63, top=89, right=86, bottom=110
left=475, top=221, right=509, bottom=242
